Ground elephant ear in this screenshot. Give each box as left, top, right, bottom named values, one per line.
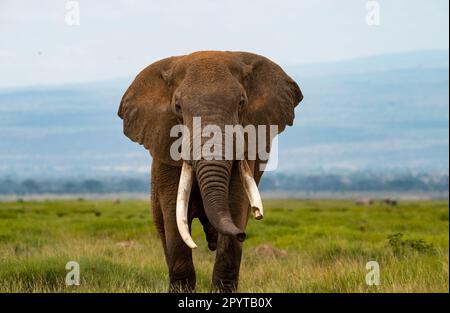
left=233, top=52, right=303, bottom=165
left=118, top=56, right=183, bottom=166
left=235, top=52, right=303, bottom=133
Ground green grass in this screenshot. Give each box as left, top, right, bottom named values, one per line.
left=0, top=199, right=448, bottom=292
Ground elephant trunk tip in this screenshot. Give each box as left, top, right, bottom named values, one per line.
left=218, top=219, right=246, bottom=242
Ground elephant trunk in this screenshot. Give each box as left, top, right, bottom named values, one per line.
left=175, top=117, right=253, bottom=248
left=193, top=159, right=246, bottom=242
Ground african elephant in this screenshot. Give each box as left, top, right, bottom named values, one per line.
left=118, top=51, right=303, bottom=292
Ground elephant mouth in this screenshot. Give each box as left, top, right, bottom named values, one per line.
left=175, top=160, right=264, bottom=249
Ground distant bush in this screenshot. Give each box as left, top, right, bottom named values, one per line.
left=387, top=232, right=436, bottom=255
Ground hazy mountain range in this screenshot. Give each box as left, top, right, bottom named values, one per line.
left=0, top=50, right=448, bottom=180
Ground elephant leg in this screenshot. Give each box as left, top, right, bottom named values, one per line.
left=151, top=165, right=166, bottom=254
left=199, top=215, right=218, bottom=251
left=212, top=161, right=252, bottom=292
left=163, top=210, right=196, bottom=292
left=212, top=234, right=243, bottom=292
left=155, top=161, right=196, bottom=292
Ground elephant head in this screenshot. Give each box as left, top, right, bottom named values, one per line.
left=118, top=51, right=303, bottom=248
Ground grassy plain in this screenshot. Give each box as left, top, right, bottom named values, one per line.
left=0, top=199, right=448, bottom=292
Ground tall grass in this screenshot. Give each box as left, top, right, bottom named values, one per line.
left=0, top=199, right=448, bottom=292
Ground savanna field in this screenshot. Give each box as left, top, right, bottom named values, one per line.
left=0, top=199, right=448, bottom=292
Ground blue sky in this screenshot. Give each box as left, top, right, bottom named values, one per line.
left=0, top=0, right=448, bottom=87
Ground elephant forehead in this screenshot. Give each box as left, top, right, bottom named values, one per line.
left=183, top=50, right=235, bottom=62
left=177, top=66, right=243, bottom=100
left=176, top=52, right=242, bottom=77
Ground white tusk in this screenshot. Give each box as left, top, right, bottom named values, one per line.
left=239, top=160, right=264, bottom=220
left=176, top=162, right=197, bottom=249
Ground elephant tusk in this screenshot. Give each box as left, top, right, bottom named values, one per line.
left=176, top=162, right=197, bottom=249
left=239, top=160, right=264, bottom=220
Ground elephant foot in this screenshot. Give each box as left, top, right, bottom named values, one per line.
left=212, top=278, right=238, bottom=293
left=169, top=279, right=196, bottom=293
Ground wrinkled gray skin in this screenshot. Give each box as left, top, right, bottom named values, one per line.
left=118, top=51, right=303, bottom=292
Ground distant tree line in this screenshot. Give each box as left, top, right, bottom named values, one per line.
left=0, top=172, right=448, bottom=195
left=0, top=177, right=149, bottom=195
left=259, top=172, right=449, bottom=193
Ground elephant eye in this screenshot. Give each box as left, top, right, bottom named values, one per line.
left=239, top=95, right=246, bottom=109
left=174, top=100, right=183, bottom=115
